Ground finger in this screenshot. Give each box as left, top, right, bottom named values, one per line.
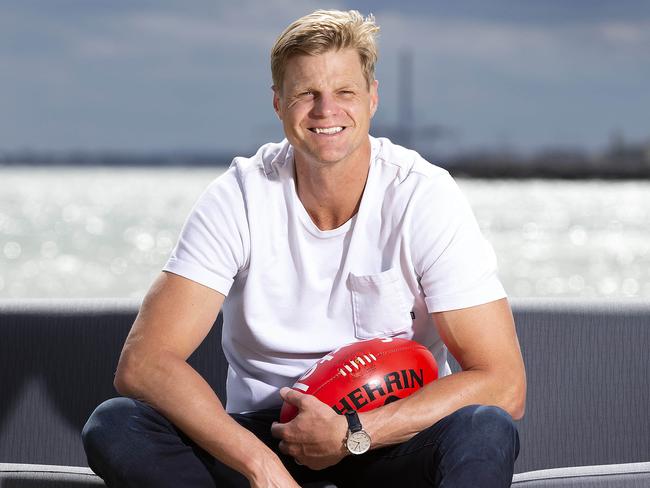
left=277, top=439, right=292, bottom=456
left=278, top=439, right=286, bottom=454
left=280, top=387, right=307, bottom=409
left=270, top=421, right=286, bottom=439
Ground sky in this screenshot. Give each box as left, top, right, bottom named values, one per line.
left=1, top=0, right=649, bottom=156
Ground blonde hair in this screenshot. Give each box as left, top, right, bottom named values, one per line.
left=271, top=9, right=379, bottom=91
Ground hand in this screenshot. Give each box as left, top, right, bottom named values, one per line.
left=271, top=387, right=349, bottom=470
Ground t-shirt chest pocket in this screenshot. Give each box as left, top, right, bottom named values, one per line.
left=348, top=268, right=413, bottom=339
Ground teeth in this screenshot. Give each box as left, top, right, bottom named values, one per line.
left=313, top=127, right=343, bottom=134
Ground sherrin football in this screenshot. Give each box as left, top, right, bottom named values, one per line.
left=279, top=337, right=438, bottom=423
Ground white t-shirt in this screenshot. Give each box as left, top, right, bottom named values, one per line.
left=164, top=136, right=506, bottom=413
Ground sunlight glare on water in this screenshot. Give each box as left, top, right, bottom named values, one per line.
left=1, top=167, right=649, bottom=299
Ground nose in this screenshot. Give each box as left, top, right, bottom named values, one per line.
left=311, top=92, right=339, bottom=118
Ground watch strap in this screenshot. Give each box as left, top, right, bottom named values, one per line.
left=344, top=410, right=363, bottom=433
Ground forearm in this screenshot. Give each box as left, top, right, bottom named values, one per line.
left=361, top=367, right=525, bottom=449
left=114, top=351, right=279, bottom=480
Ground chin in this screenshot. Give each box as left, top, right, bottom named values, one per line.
left=294, top=144, right=347, bottom=165
left=312, top=150, right=351, bottom=165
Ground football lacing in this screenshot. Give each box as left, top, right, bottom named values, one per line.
left=338, top=353, right=377, bottom=377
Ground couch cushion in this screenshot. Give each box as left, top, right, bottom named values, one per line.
left=0, top=463, right=104, bottom=487
left=512, top=462, right=650, bottom=487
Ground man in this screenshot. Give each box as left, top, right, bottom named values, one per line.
left=83, top=9, right=525, bottom=487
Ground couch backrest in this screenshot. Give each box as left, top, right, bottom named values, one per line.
left=509, top=298, right=650, bottom=472
left=0, top=298, right=648, bottom=473
left=0, top=299, right=227, bottom=469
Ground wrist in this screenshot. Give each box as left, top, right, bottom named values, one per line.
left=336, top=414, right=350, bottom=457
left=241, top=445, right=280, bottom=480
left=357, top=408, right=385, bottom=449
left=343, top=410, right=371, bottom=455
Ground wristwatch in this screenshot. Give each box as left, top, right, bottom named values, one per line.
left=344, top=410, right=371, bottom=455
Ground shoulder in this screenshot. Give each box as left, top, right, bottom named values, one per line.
left=370, top=137, right=474, bottom=232
left=228, top=139, right=292, bottom=180
left=201, top=139, right=292, bottom=201
left=371, top=136, right=456, bottom=192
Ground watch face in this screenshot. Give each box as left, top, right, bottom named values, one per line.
left=346, top=430, right=371, bottom=455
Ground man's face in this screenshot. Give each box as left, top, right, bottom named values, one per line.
left=273, top=48, right=378, bottom=168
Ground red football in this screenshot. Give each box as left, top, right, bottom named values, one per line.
left=280, top=337, right=438, bottom=423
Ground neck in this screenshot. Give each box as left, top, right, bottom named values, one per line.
left=294, top=143, right=371, bottom=231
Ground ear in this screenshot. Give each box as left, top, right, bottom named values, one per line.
left=369, top=79, right=379, bottom=118
left=272, top=86, right=283, bottom=121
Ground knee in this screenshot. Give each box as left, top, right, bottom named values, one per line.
left=82, top=397, right=140, bottom=460
left=451, top=405, right=519, bottom=455
left=433, top=406, right=520, bottom=486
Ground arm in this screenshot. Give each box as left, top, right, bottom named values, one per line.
left=273, top=297, right=526, bottom=464
left=114, top=271, right=300, bottom=487
left=361, top=297, right=526, bottom=448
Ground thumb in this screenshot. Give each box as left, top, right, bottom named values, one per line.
left=280, top=387, right=307, bottom=409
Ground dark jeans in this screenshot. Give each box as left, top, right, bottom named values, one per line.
left=82, top=397, right=519, bottom=487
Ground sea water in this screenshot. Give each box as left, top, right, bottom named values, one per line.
left=1, top=167, right=649, bottom=299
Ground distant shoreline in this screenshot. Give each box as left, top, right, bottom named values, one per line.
left=3, top=139, right=650, bottom=179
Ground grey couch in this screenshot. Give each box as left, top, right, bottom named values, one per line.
left=1, top=298, right=649, bottom=487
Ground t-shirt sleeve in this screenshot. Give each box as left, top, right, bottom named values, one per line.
left=411, top=172, right=506, bottom=313
left=163, top=167, right=249, bottom=296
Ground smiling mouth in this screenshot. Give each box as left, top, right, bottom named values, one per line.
left=309, top=126, right=345, bottom=135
